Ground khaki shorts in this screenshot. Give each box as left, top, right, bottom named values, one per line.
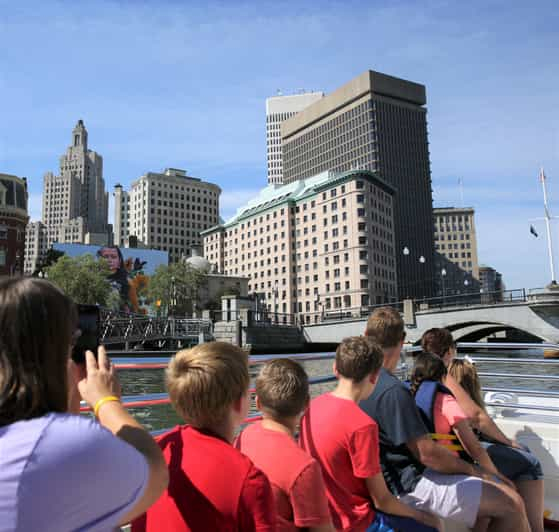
left=399, top=469, right=482, bottom=529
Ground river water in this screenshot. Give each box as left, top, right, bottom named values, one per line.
left=118, top=351, right=559, bottom=433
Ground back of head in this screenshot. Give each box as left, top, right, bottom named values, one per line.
left=256, top=358, right=309, bottom=419
left=0, top=278, right=77, bottom=426
left=365, top=307, right=405, bottom=349
left=448, top=359, right=484, bottom=409
left=336, top=336, right=383, bottom=382
left=166, top=341, right=249, bottom=429
left=420, top=328, right=455, bottom=358
left=409, top=353, right=447, bottom=397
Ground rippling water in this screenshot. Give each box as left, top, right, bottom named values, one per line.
left=119, top=351, right=558, bottom=433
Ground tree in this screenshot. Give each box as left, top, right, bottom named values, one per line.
left=148, top=262, right=207, bottom=316
left=33, top=248, right=65, bottom=276
left=46, top=254, right=114, bottom=306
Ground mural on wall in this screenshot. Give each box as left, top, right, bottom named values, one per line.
left=53, top=243, right=169, bottom=313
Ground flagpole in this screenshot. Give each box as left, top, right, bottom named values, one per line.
left=540, top=168, right=557, bottom=283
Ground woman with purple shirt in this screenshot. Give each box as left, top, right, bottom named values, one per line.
left=0, top=278, right=168, bottom=532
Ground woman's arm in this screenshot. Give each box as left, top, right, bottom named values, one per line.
left=452, top=419, right=514, bottom=488
left=444, top=374, right=514, bottom=446
left=78, top=348, right=169, bottom=525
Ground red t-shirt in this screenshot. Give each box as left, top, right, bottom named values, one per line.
left=299, top=393, right=381, bottom=532
left=235, top=421, right=332, bottom=531
left=131, top=425, right=276, bottom=532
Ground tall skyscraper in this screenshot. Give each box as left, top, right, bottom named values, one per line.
left=25, top=121, right=109, bottom=271
left=42, top=120, right=109, bottom=245
left=266, top=91, right=323, bottom=185
left=280, top=70, right=435, bottom=300
left=0, top=173, right=28, bottom=276
left=114, top=168, right=220, bottom=263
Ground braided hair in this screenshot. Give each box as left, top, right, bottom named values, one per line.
left=410, top=352, right=448, bottom=397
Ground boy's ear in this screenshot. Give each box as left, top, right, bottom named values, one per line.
left=255, top=395, right=262, bottom=411
left=232, top=396, right=242, bottom=414
left=369, top=369, right=380, bottom=385
left=332, top=361, right=340, bottom=378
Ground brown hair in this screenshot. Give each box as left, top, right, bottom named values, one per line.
left=0, top=278, right=77, bottom=426
left=166, top=342, right=249, bottom=429
left=335, top=336, right=383, bottom=382
left=421, top=328, right=456, bottom=358
left=448, top=359, right=485, bottom=409
left=409, top=353, right=447, bottom=397
left=256, top=358, right=309, bottom=419
left=365, top=307, right=405, bottom=349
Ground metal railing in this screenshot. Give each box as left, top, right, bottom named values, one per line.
left=101, top=315, right=212, bottom=345
left=207, top=309, right=298, bottom=327
left=95, top=347, right=559, bottom=438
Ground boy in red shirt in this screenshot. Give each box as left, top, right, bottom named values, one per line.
left=236, top=358, right=334, bottom=532
left=131, top=342, right=276, bottom=532
left=300, top=337, right=439, bottom=532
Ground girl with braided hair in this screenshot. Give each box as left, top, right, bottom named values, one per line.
left=410, top=353, right=512, bottom=488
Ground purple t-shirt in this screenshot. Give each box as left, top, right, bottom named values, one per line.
left=0, top=412, right=149, bottom=531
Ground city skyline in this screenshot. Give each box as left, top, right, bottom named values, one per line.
left=1, top=0, right=559, bottom=290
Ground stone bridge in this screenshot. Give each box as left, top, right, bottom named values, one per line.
left=302, top=289, right=559, bottom=345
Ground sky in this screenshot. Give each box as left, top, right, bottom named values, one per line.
left=1, top=0, right=558, bottom=289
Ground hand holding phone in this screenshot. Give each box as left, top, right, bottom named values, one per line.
left=72, top=305, right=100, bottom=364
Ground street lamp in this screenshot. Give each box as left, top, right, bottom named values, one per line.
left=273, top=280, right=278, bottom=323
left=402, top=247, right=427, bottom=298
left=441, top=268, right=447, bottom=300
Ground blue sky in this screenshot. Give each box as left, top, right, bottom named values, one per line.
left=1, top=0, right=558, bottom=289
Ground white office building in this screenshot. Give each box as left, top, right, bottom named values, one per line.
left=266, top=92, right=324, bottom=185
left=114, top=168, right=221, bottom=263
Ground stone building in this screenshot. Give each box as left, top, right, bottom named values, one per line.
left=266, top=91, right=324, bottom=185
left=113, top=168, right=221, bottom=263
left=203, top=169, right=397, bottom=323
left=479, top=265, right=504, bottom=295
left=433, top=207, right=480, bottom=297
left=279, top=70, right=435, bottom=300
left=25, top=120, right=110, bottom=270
left=23, top=221, right=47, bottom=274
left=0, top=173, right=28, bottom=276
left=42, top=120, right=109, bottom=244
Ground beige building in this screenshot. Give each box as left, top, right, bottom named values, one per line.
left=113, top=168, right=221, bottom=263
left=266, top=91, right=324, bottom=185
left=203, top=169, right=397, bottom=324
left=433, top=207, right=479, bottom=278
left=26, top=120, right=110, bottom=272
left=279, top=70, right=435, bottom=301
left=24, top=221, right=48, bottom=274
left=42, top=120, right=109, bottom=244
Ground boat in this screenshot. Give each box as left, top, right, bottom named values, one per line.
left=111, top=346, right=559, bottom=531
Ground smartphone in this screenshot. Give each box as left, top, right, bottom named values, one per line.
left=72, top=304, right=100, bottom=364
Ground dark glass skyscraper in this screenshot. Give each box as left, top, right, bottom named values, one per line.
left=281, top=70, right=435, bottom=300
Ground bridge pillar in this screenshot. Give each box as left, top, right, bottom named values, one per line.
left=403, top=299, right=416, bottom=327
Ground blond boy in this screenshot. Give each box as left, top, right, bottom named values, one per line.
left=132, top=342, right=276, bottom=532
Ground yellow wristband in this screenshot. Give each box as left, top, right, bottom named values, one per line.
left=93, top=396, right=121, bottom=418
